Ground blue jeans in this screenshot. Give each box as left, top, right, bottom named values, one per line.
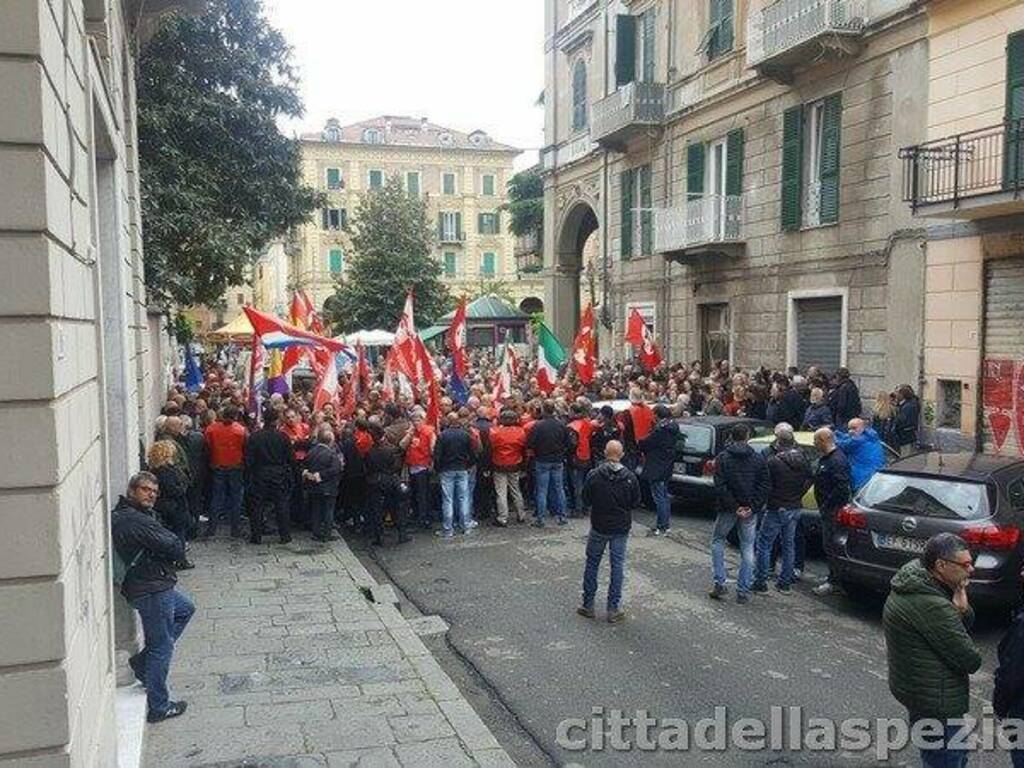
left=571, top=466, right=589, bottom=515
left=582, top=530, right=628, bottom=611
left=210, top=467, right=244, bottom=534
left=650, top=479, right=671, bottom=531
left=910, top=716, right=970, bottom=768
left=755, top=508, right=800, bottom=587
left=440, top=470, right=471, bottom=534
left=711, top=510, right=757, bottom=594
left=132, top=588, right=195, bottom=714
left=534, top=461, right=566, bottom=522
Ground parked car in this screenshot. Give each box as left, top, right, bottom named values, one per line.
left=590, top=399, right=631, bottom=415
left=668, top=416, right=773, bottom=512
left=749, top=431, right=900, bottom=547
left=829, top=452, right=1024, bottom=606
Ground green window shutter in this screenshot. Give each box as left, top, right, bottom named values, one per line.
left=718, top=0, right=734, bottom=56
left=572, top=61, right=588, bottom=130
left=455, top=212, right=463, bottom=240
left=340, top=209, right=348, bottom=229
left=482, top=252, right=496, bottom=275
left=642, top=10, right=655, bottom=84
left=477, top=213, right=485, bottom=234
left=781, top=105, right=804, bottom=232
left=438, top=212, right=445, bottom=239
left=686, top=143, right=705, bottom=200
left=640, top=165, right=653, bottom=255
left=321, top=208, right=329, bottom=230
left=326, top=168, right=340, bottom=189
left=444, top=252, right=456, bottom=276
left=620, top=169, right=634, bottom=258
left=407, top=172, right=419, bottom=196
left=1004, top=31, right=1024, bottom=188
left=726, top=128, right=744, bottom=197
left=494, top=210, right=501, bottom=233
left=369, top=170, right=382, bottom=189
left=819, top=94, right=842, bottom=224
left=615, top=15, right=637, bottom=87
left=329, top=249, right=343, bottom=275
left=483, top=175, right=495, bottom=196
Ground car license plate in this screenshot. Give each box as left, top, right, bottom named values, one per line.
left=673, top=462, right=688, bottom=474
left=874, top=532, right=926, bottom=554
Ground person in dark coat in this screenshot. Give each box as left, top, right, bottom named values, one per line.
left=710, top=423, right=770, bottom=604
left=767, top=380, right=807, bottom=428
left=995, top=572, right=1024, bottom=767
left=147, top=440, right=194, bottom=569
left=828, top=368, right=862, bottom=429
left=111, top=472, right=194, bottom=723
left=178, top=415, right=207, bottom=527
left=363, top=422, right=411, bottom=546
left=639, top=404, right=681, bottom=536
left=894, top=385, right=921, bottom=457
left=589, top=405, right=622, bottom=462
left=578, top=440, right=640, bottom=624
left=433, top=413, right=478, bottom=538
left=304, top=426, right=345, bottom=542
left=245, top=409, right=295, bottom=545
left=801, top=387, right=833, bottom=430
left=812, top=427, right=853, bottom=596
left=526, top=401, right=573, bottom=527
left=338, top=420, right=371, bottom=530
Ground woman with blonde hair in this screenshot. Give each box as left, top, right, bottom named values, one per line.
left=147, top=440, right=194, bottom=569
left=872, top=391, right=898, bottom=452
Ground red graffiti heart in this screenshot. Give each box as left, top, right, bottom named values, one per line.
left=990, top=411, right=1012, bottom=453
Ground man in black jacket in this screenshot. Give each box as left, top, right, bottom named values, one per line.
left=526, top=400, right=572, bottom=528
left=994, top=570, right=1024, bottom=767
left=364, top=422, right=412, bottom=546
left=304, top=426, right=344, bottom=542
left=894, top=385, right=921, bottom=457
left=245, top=410, right=295, bottom=545
left=578, top=440, right=640, bottom=623
left=433, top=413, right=478, bottom=539
left=812, top=427, right=853, bottom=596
left=639, top=404, right=681, bottom=536
left=111, top=472, right=194, bottom=723
left=752, top=423, right=812, bottom=594
left=711, top=423, right=770, bottom=604
left=829, top=368, right=862, bottom=429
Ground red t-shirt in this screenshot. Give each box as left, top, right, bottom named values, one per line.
left=205, top=421, right=247, bottom=468
left=405, top=424, right=435, bottom=468
left=629, top=404, right=655, bottom=442
left=568, top=419, right=596, bottom=462
left=489, top=425, right=527, bottom=468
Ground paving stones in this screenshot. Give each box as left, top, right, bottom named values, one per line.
left=141, top=536, right=513, bottom=767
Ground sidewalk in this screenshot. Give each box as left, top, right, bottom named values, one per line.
left=142, top=536, right=515, bottom=767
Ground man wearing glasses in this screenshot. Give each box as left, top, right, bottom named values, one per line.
left=883, top=533, right=982, bottom=767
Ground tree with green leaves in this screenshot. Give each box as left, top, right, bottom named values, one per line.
left=137, top=0, right=322, bottom=308
left=324, top=175, right=451, bottom=333
left=503, top=168, right=544, bottom=237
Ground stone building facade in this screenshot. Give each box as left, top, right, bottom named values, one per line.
left=0, top=0, right=183, bottom=764
left=542, top=0, right=931, bottom=401
left=296, top=116, right=544, bottom=315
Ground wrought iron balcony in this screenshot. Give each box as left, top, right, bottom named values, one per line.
left=747, top=0, right=867, bottom=80
left=439, top=230, right=466, bottom=244
left=591, top=82, right=666, bottom=149
left=540, top=132, right=599, bottom=172
left=899, top=120, right=1024, bottom=219
left=654, top=195, right=745, bottom=259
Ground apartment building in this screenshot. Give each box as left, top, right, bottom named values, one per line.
left=182, top=281, right=253, bottom=337
left=542, top=0, right=930, bottom=401
left=899, top=0, right=1024, bottom=454
left=253, top=239, right=290, bottom=318
left=296, top=116, right=544, bottom=315
left=0, top=0, right=185, bottom=764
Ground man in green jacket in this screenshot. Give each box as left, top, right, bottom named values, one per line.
left=883, top=533, right=983, bottom=767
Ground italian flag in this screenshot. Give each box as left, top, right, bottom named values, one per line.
left=536, top=322, right=566, bottom=394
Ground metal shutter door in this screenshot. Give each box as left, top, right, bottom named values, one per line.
left=796, top=296, right=842, bottom=372
left=982, top=257, right=1024, bottom=454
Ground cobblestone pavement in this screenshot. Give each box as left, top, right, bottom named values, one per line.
left=142, top=536, right=515, bottom=768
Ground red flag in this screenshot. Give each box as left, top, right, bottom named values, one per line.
left=356, top=341, right=371, bottom=396
left=301, top=291, right=325, bottom=335
left=243, top=307, right=347, bottom=353
left=572, top=303, right=597, bottom=384
left=425, top=376, right=441, bottom=430
left=448, top=297, right=468, bottom=380
left=391, top=291, right=419, bottom=382
left=339, top=377, right=356, bottom=419
left=282, top=292, right=309, bottom=374
left=313, top=352, right=339, bottom=411
left=625, top=308, right=662, bottom=372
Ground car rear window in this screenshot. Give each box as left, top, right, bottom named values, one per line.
left=857, top=473, right=991, bottom=521
left=678, top=425, right=713, bottom=454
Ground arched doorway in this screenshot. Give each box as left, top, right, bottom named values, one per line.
left=519, top=296, right=544, bottom=315
left=548, top=201, right=599, bottom=345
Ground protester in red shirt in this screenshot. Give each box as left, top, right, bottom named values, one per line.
left=567, top=404, right=598, bottom=518
left=201, top=405, right=247, bottom=538
left=487, top=409, right=527, bottom=525
left=400, top=408, right=436, bottom=529
left=280, top=408, right=312, bottom=528
left=622, top=389, right=654, bottom=470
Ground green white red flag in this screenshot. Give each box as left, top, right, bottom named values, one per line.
left=536, top=322, right=566, bottom=394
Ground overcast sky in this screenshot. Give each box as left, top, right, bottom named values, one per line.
left=264, top=0, right=545, bottom=169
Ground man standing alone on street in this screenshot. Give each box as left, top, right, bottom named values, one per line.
left=639, top=404, right=681, bottom=537
left=710, top=423, right=769, bottom=604
left=578, top=440, right=640, bottom=624
left=883, top=533, right=982, bottom=767
left=112, top=472, right=194, bottom=723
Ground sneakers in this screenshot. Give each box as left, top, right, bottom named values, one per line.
left=531, top=519, right=546, bottom=529
left=147, top=701, right=187, bottom=723
left=577, top=605, right=595, bottom=619
left=775, top=583, right=792, bottom=594
left=708, top=583, right=728, bottom=601
left=607, top=609, right=626, bottom=624
left=435, top=530, right=454, bottom=540
left=647, top=527, right=665, bottom=537
left=736, top=593, right=750, bottom=605
left=492, top=519, right=509, bottom=527
left=465, top=519, right=479, bottom=530
left=812, top=581, right=835, bottom=596
left=793, top=569, right=803, bottom=581
left=750, top=582, right=769, bottom=595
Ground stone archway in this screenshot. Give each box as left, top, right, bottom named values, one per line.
left=519, top=296, right=544, bottom=315
left=547, top=199, right=600, bottom=345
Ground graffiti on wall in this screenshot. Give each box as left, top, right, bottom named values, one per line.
left=983, top=358, right=1022, bottom=454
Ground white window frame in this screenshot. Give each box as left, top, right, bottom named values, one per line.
left=440, top=211, right=461, bottom=242
left=406, top=170, right=421, bottom=197
left=481, top=173, right=496, bottom=196
left=706, top=137, right=729, bottom=240
left=367, top=168, right=384, bottom=189
left=785, top=287, right=849, bottom=371
left=695, top=297, right=734, bottom=368
left=442, top=171, right=457, bottom=196
left=803, top=99, right=827, bottom=229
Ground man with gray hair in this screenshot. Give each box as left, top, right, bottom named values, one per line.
left=751, top=423, right=812, bottom=594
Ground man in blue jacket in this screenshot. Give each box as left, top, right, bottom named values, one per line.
left=639, top=404, right=681, bottom=537
left=836, top=418, right=886, bottom=491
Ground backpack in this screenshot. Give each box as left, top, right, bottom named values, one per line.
left=112, top=547, right=143, bottom=588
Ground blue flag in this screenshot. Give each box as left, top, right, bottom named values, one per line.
left=183, top=344, right=203, bottom=393
left=449, top=368, right=469, bottom=406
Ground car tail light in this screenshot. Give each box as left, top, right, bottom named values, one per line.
left=703, top=459, right=716, bottom=477
left=961, top=524, right=1021, bottom=551
left=836, top=503, right=867, bottom=529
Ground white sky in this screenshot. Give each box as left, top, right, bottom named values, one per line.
left=264, top=0, right=545, bottom=170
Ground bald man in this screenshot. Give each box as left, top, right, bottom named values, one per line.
left=578, top=441, right=640, bottom=624
left=812, top=427, right=852, bottom=596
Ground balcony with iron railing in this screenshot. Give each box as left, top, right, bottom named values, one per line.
left=439, top=229, right=466, bottom=244
left=747, top=0, right=867, bottom=80
left=591, top=81, right=666, bottom=149
left=654, top=195, right=745, bottom=260
left=899, top=120, right=1024, bottom=219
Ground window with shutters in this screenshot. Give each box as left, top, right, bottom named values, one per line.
left=439, top=212, right=463, bottom=242
left=443, top=252, right=458, bottom=277
left=705, top=0, right=734, bottom=61
left=322, top=208, right=345, bottom=231
left=368, top=169, right=383, bottom=190
left=782, top=94, right=841, bottom=231
left=442, top=172, right=457, bottom=196
left=620, top=165, right=653, bottom=259
left=787, top=291, right=846, bottom=372
left=478, top=212, right=500, bottom=235
left=326, top=167, right=343, bottom=190
left=327, top=248, right=344, bottom=275
left=482, top=174, right=496, bottom=196
left=572, top=59, right=588, bottom=132
left=406, top=172, right=421, bottom=197
left=637, top=9, right=656, bottom=84
left=686, top=130, right=743, bottom=241
left=615, top=11, right=654, bottom=89
left=1004, top=31, right=1024, bottom=189
left=481, top=252, right=496, bottom=276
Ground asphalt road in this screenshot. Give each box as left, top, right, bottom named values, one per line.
left=350, top=508, right=1013, bottom=768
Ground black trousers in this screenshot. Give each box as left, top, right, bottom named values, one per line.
left=310, top=493, right=337, bottom=539
left=249, top=473, right=291, bottom=540
left=366, top=477, right=406, bottom=543
left=410, top=470, right=434, bottom=527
